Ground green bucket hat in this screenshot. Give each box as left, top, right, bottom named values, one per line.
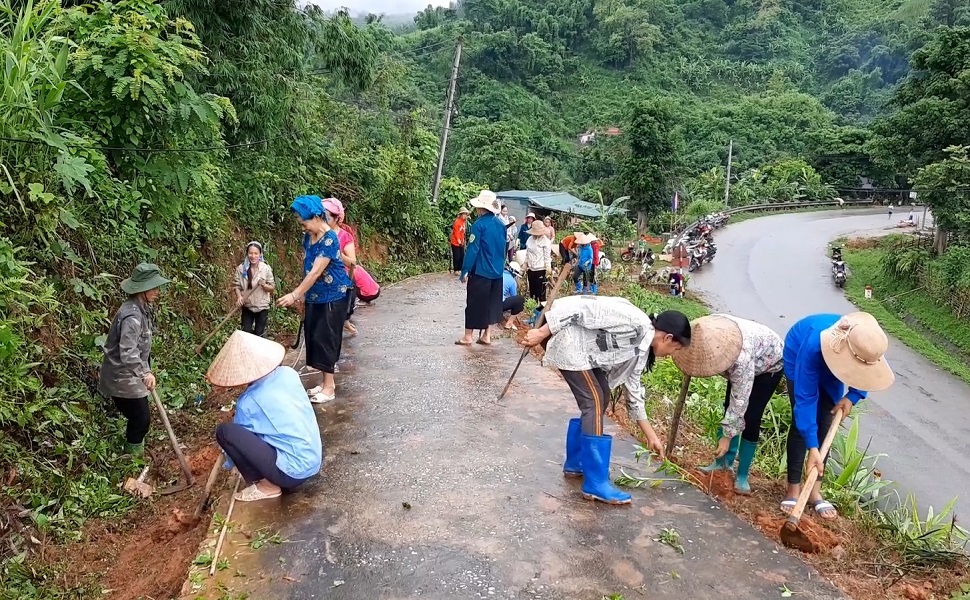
left=121, top=263, right=170, bottom=295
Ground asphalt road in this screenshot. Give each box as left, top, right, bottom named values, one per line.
left=689, top=208, right=970, bottom=518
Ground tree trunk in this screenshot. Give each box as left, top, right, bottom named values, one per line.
left=933, top=226, right=949, bottom=255
left=636, top=210, right=649, bottom=235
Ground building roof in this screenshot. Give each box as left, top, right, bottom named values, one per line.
left=496, top=190, right=606, bottom=218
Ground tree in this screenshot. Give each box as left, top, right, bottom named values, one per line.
left=620, top=99, right=683, bottom=233
left=914, top=145, right=970, bottom=254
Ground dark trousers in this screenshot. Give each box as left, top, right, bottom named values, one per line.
left=113, top=396, right=150, bottom=444
left=358, top=289, right=380, bottom=303
left=241, top=308, right=269, bottom=337
left=305, top=299, right=348, bottom=374
left=559, top=243, right=572, bottom=264
left=574, top=267, right=596, bottom=287
left=785, top=376, right=836, bottom=484
left=724, top=371, right=784, bottom=443
left=464, top=274, right=503, bottom=329
left=216, top=422, right=309, bottom=489
left=450, top=244, right=464, bottom=272
left=560, top=369, right=610, bottom=436
left=526, top=269, right=547, bottom=302
left=502, top=295, right=525, bottom=315
left=345, top=286, right=357, bottom=319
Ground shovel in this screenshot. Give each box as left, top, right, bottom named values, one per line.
left=123, top=465, right=153, bottom=499
left=779, top=408, right=845, bottom=552
left=151, top=389, right=196, bottom=495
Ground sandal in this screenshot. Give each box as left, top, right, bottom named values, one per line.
left=779, top=498, right=798, bottom=515
left=307, top=385, right=324, bottom=396
left=454, top=339, right=472, bottom=346
left=310, top=390, right=335, bottom=404
left=812, top=500, right=838, bottom=521
left=234, top=485, right=282, bottom=502
left=476, top=338, right=492, bottom=346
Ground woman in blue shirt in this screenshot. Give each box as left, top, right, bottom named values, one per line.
left=456, top=190, right=508, bottom=346
left=209, top=331, right=323, bottom=502
left=781, top=312, right=894, bottom=519
left=278, top=195, right=353, bottom=403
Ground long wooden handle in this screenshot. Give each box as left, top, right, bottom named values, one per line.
left=151, top=390, right=195, bottom=485
left=210, top=476, right=240, bottom=576
left=788, top=408, right=845, bottom=523
left=664, top=375, right=692, bottom=457
left=497, top=264, right=573, bottom=401
left=193, top=454, right=226, bottom=520
left=195, top=278, right=264, bottom=354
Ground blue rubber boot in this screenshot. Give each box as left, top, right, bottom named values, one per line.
left=590, top=284, right=598, bottom=295
left=698, top=430, right=740, bottom=473
left=580, top=433, right=632, bottom=505
left=734, top=439, right=758, bottom=495
left=574, top=281, right=583, bottom=293
left=563, top=418, right=583, bottom=477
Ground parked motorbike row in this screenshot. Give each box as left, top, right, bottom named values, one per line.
left=678, top=213, right=726, bottom=273
left=831, top=245, right=847, bottom=288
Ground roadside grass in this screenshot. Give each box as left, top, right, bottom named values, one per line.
left=839, top=239, right=970, bottom=386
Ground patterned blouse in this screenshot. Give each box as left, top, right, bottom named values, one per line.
left=719, top=314, right=785, bottom=439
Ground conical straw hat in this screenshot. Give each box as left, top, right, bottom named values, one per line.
left=206, top=330, right=286, bottom=387
left=820, top=312, right=894, bottom=391
left=672, top=315, right=743, bottom=377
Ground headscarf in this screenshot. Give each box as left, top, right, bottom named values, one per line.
left=240, top=241, right=264, bottom=288
left=322, top=197, right=345, bottom=220
left=291, top=195, right=324, bottom=221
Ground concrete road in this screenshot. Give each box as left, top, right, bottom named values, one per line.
left=689, top=209, right=970, bottom=518
left=185, top=274, right=844, bottom=600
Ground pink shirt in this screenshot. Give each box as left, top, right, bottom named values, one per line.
left=354, top=266, right=379, bottom=297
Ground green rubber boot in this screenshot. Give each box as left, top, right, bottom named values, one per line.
left=698, top=431, right=740, bottom=473
left=734, top=439, right=758, bottom=495
left=125, top=442, right=145, bottom=457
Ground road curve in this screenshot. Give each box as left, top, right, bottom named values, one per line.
left=689, top=208, right=970, bottom=518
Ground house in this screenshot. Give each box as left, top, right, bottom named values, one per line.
left=577, top=126, right=622, bottom=146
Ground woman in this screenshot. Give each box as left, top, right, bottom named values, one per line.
left=523, top=298, right=691, bottom=505
left=456, top=190, right=507, bottom=346
left=543, top=216, right=556, bottom=242
left=781, top=312, right=894, bottom=519
left=277, top=195, right=352, bottom=403
left=449, top=207, right=470, bottom=275
left=354, top=265, right=381, bottom=305
left=322, top=198, right=358, bottom=336
left=672, top=314, right=784, bottom=494
left=559, top=232, right=577, bottom=265
left=524, top=220, right=552, bottom=304
left=235, top=241, right=276, bottom=337
left=501, top=262, right=525, bottom=330
left=209, top=331, right=323, bottom=502
left=98, top=263, right=170, bottom=456
left=573, top=233, right=597, bottom=294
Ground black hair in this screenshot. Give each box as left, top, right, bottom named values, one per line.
left=645, top=310, right=692, bottom=371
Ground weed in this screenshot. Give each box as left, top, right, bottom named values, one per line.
left=249, top=528, right=285, bottom=550
left=656, top=527, right=685, bottom=554
left=876, top=495, right=969, bottom=572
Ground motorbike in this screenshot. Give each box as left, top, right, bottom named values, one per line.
left=687, top=244, right=707, bottom=272
left=705, top=240, right=717, bottom=262
left=831, top=246, right=843, bottom=262
left=621, top=242, right=655, bottom=266
left=832, top=260, right=847, bottom=287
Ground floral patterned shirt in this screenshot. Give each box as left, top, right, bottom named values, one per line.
left=303, top=230, right=351, bottom=304
left=719, top=314, right=784, bottom=439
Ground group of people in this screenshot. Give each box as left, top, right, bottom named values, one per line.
left=98, top=193, right=388, bottom=502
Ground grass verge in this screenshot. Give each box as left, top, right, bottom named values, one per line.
left=839, top=237, right=970, bottom=385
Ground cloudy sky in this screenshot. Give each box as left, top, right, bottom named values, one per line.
left=306, top=0, right=450, bottom=14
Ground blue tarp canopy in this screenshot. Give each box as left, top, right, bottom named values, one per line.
left=496, top=190, right=607, bottom=220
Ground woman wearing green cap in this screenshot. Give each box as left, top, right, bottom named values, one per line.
left=98, top=263, right=170, bottom=456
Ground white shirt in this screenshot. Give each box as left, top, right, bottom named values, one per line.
left=525, top=234, right=552, bottom=271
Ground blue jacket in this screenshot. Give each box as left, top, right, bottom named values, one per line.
left=518, top=223, right=531, bottom=249
left=783, top=314, right=867, bottom=449
left=225, top=366, right=323, bottom=480
left=577, top=244, right=594, bottom=271
left=461, top=213, right=506, bottom=280
left=502, top=270, right=518, bottom=300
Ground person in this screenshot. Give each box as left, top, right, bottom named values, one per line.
left=449, top=207, right=470, bottom=275
left=235, top=241, right=276, bottom=337
left=559, top=232, right=578, bottom=265
left=907, top=208, right=915, bottom=224
left=543, top=216, right=556, bottom=242
left=673, top=315, right=784, bottom=494
left=322, top=198, right=358, bottom=336
left=277, top=195, right=352, bottom=404
left=98, top=263, right=170, bottom=456
left=498, top=205, right=514, bottom=260
left=505, top=215, right=518, bottom=261
left=669, top=267, right=684, bottom=297
left=501, top=262, right=525, bottom=330
left=522, top=298, right=692, bottom=505
left=518, top=213, right=536, bottom=250
left=888, top=203, right=894, bottom=220
left=209, top=331, right=322, bottom=502
left=524, top=220, right=552, bottom=304
left=456, top=190, right=507, bottom=346
left=573, top=233, right=597, bottom=294
left=354, top=264, right=381, bottom=305
left=780, top=312, right=895, bottom=520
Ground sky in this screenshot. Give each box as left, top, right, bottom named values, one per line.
left=305, top=0, right=450, bottom=14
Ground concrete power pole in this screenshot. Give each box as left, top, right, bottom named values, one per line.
left=723, top=139, right=733, bottom=206
left=431, top=37, right=463, bottom=204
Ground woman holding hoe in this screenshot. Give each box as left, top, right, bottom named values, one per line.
left=277, top=195, right=352, bottom=404
left=672, top=314, right=784, bottom=495
left=781, top=312, right=894, bottom=520
left=235, top=241, right=275, bottom=337
left=522, top=297, right=691, bottom=505
left=98, top=263, right=170, bottom=456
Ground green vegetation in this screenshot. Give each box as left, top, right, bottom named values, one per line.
left=840, top=235, right=970, bottom=384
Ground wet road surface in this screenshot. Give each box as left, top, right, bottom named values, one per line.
left=184, top=274, right=844, bottom=599
left=690, top=209, right=970, bottom=517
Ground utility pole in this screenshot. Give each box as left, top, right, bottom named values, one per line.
left=723, top=139, right=733, bottom=206
left=431, top=37, right=463, bottom=204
